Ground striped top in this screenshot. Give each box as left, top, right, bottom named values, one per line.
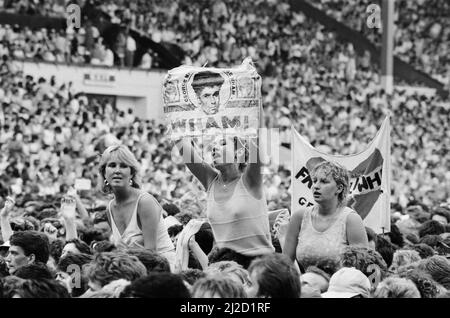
left=206, top=175, right=275, bottom=256
left=108, top=192, right=175, bottom=254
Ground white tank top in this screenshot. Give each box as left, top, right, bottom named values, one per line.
left=108, top=192, right=174, bottom=254
left=296, top=205, right=354, bottom=269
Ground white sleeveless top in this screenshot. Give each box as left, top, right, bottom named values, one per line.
left=108, top=192, right=174, bottom=253
left=296, top=205, right=354, bottom=269
left=206, top=175, right=275, bottom=256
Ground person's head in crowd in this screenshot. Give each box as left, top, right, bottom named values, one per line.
left=14, top=263, right=54, bottom=280
left=62, top=238, right=92, bottom=258
left=301, top=266, right=330, bottom=293
left=404, top=233, right=420, bottom=245
left=385, top=224, right=405, bottom=248
left=0, top=258, right=9, bottom=278
left=57, top=252, right=93, bottom=297
left=90, top=240, right=117, bottom=253
left=79, top=228, right=106, bottom=246
left=208, top=247, right=254, bottom=269
left=419, top=234, right=443, bottom=249
left=48, top=239, right=65, bottom=270
left=418, top=220, right=446, bottom=238
left=340, top=246, right=388, bottom=282
left=431, top=207, right=450, bottom=225
left=0, top=276, right=25, bottom=298
left=309, top=160, right=350, bottom=207
left=162, top=203, right=180, bottom=217
left=174, top=212, right=194, bottom=226
left=409, top=243, right=435, bottom=259
left=205, top=261, right=252, bottom=293
left=365, top=227, right=377, bottom=250
left=120, top=272, right=190, bottom=298
left=81, top=279, right=131, bottom=298
left=375, top=234, right=396, bottom=268
left=191, top=71, right=224, bottom=115
left=389, top=249, right=421, bottom=273
left=168, top=224, right=184, bottom=245
left=416, top=255, right=450, bottom=290
left=180, top=268, right=207, bottom=287
left=84, top=252, right=146, bottom=292
left=11, top=279, right=71, bottom=298
left=314, top=257, right=341, bottom=277
left=191, top=275, right=246, bottom=298
left=398, top=269, right=439, bottom=298
left=373, top=277, right=421, bottom=298
left=322, top=267, right=371, bottom=298
left=92, top=211, right=111, bottom=237
left=5, top=231, right=50, bottom=275
left=247, top=253, right=301, bottom=298
left=126, top=248, right=171, bottom=274
left=195, top=223, right=214, bottom=255
left=99, top=144, right=141, bottom=194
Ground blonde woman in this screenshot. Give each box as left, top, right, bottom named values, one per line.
left=99, top=145, right=175, bottom=268
left=283, top=161, right=368, bottom=271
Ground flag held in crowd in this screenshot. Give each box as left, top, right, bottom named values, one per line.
left=162, top=58, right=261, bottom=140
left=291, top=115, right=391, bottom=234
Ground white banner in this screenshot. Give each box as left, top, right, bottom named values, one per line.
left=163, top=58, right=260, bottom=139
left=291, top=116, right=391, bottom=234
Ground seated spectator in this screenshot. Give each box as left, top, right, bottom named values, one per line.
left=398, top=269, right=439, bottom=298
left=191, top=275, right=247, bottom=298
left=340, top=246, right=388, bottom=282
left=14, top=263, right=54, bottom=280
left=408, top=244, right=435, bottom=259
left=120, top=272, right=190, bottom=298
left=418, top=220, right=446, bottom=238
left=5, top=231, right=50, bottom=275
left=126, top=248, right=171, bottom=274
left=373, top=277, right=421, bottom=298
left=389, top=249, right=422, bottom=273
left=56, top=252, right=93, bottom=297
left=247, top=253, right=301, bottom=298
left=84, top=252, right=147, bottom=292
left=416, top=255, right=450, bottom=290
left=321, top=267, right=371, bottom=298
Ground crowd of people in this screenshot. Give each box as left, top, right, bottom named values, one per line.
left=0, top=0, right=449, bottom=298
left=308, top=0, right=450, bottom=85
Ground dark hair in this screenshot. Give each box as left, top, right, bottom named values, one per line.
left=78, top=229, right=106, bottom=246
left=162, top=203, right=180, bottom=216
left=10, top=231, right=50, bottom=264
left=340, top=246, right=388, bottom=280
left=57, top=253, right=93, bottom=297
left=195, top=225, right=214, bottom=255
left=180, top=269, right=207, bottom=286
left=49, top=238, right=65, bottom=264
left=248, top=253, right=301, bottom=298
left=191, top=275, right=246, bottom=298
left=14, top=263, right=53, bottom=280
left=191, top=71, right=224, bottom=96
left=418, top=220, right=446, bottom=238
left=419, top=235, right=443, bottom=248
left=120, top=273, right=190, bottom=298
left=375, top=235, right=396, bottom=268
left=65, top=239, right=92, bottom=255
left=168, top=224, right=184, bottom=237
left=366, top=227, right=377, bottom=243
left=387, top=224, right=405, bottom=248
left=431, top=207, right=450, bottom=223
left=14, top=279, right=70, bottom=298
left=208, top=247, right=255, bottom=269
left=91, top=240, right=117, bottom=253
left=126, top=248, right=171, bottom=274
left=409, top=244, right=435, bottom=259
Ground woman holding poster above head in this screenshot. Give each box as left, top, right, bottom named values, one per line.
left=283, top=161, right=368, bottom=272
left=174, top=119, right=275, bottom=267
left=98, top=145, right=175, bottom=268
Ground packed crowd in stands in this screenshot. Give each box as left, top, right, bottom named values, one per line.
left=308, top=0, right=450, bottom=85
left=0, top=0, right=449, bottom=298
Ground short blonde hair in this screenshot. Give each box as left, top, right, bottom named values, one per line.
left=311, top=161, right=350, bottom=206
left=98, top=144, right=142, bottom=193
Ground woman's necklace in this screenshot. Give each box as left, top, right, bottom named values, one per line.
left=219, top=174, right=240, bottom=191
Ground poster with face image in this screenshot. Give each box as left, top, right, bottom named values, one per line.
left=163, top=58, right=261, bottom=140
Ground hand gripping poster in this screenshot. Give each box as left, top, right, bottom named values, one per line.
left=163, top=58, right=261, bottom=140
left=291, top=115, right=391, bottom=234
